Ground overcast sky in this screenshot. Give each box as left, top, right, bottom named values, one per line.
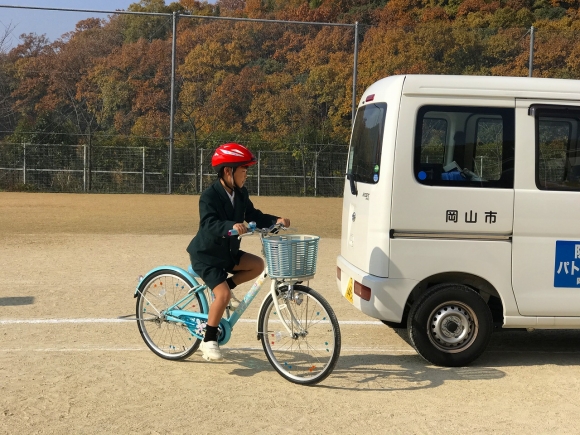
left=0, top=1, right=142, bottom=48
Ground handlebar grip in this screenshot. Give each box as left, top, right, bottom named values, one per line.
left=228, top=229, right=239, bottom=236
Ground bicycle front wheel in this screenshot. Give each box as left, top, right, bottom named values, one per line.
left=136, top=269, right=205, bottom=360
left=258, top=285, right=341, bottom=385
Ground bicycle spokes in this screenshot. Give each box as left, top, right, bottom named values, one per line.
left=136, top=271, right=205, bottom=360
left=259, top=286, right=341, bottom=385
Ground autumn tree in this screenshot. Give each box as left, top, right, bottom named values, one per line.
left=120, top=0, right=185, bottom=43
left=0, top=23, right=17, bottom=138
left=80, top=37, right=172, bottom=146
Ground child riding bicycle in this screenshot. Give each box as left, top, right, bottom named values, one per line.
left=186, top=143, right=290, bottom=362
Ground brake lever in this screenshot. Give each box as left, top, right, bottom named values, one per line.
left=268, top=222, right=288, bottom=235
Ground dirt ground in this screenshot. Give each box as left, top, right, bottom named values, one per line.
left=1, top=192, right=580, bottom=434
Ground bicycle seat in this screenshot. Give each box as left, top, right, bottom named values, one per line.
left=187, top=265, right=200, bottom=278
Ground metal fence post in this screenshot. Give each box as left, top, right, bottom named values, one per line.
left=314, top=152, right=317, bottom=197
left=199, top=149, right=203, bottom=192
left=302, top=150, right=306, bottom=196
left=529, top=25, right=535, bottom=77
left=83, top=144, right=87, bottom=192
left=87, top=133, right=92, bottom=191
left=168, top=11, right=178, bottom=194
left=142, top=146, right=146, bottom=193
left=257, top=150, right=261, bottom=196
left=23, top=143, right=26, bottom=185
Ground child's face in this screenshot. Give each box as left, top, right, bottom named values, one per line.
left=233, top=166, right=248, bottom=188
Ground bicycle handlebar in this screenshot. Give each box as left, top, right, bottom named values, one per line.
left=227, top=222, right=286, bottom=237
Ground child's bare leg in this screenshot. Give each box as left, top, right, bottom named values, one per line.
left=201, top=281, right=229, bottom=361
left=230, top=253, right=264, bottom=285
left=207, top=281, right=230, bottom=327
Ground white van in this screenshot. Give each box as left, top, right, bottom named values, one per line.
left=336, top=74, right=580, bottom=366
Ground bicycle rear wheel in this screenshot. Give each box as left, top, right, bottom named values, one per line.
left=136, top=269, right=205, bottom=360
left=258, top=284, right=341, bottom=385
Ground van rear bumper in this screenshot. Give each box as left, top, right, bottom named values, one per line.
left=336, top=255, right=418, bottom=323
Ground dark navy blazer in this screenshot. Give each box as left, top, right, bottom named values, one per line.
left=186, top=180, right=278, bottom=268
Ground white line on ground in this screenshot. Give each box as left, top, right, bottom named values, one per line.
left=0, top=348, right=146, bottom=352
left=0, top=318, right=130, bottom=324
left=0, top=318, right=384, bottom=325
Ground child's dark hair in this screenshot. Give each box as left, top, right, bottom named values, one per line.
left=217, top=166, right=230, bottom=179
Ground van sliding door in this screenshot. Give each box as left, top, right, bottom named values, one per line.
left=512, top=100, right=580, bottom=316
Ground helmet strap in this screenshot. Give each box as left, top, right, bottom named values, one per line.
left=233, top=167, right=243, bottom=189
left=220, top=167, right=236, bottom=193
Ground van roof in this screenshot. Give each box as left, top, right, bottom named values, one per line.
left=371, top=75, right=580, bottom=101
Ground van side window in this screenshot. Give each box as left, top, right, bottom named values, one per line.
left=475, top=118, right=504, bottom=181
left=414, top=106, right=515, bottom=188
left=348, top=103, right=387, bottom=184
left=533, top=105, right=580, bottom=191
left=420, top=118, right=447, bottom=166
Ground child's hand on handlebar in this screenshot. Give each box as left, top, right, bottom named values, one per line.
left=232, top=223, right=247, bottom=235
left=276, top=217, right=290, bottom=228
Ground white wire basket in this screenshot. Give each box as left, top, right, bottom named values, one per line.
left=262, top=234, right=320, bottom=279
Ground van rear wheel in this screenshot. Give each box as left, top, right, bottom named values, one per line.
left=407, top=283, right=492, bottom=367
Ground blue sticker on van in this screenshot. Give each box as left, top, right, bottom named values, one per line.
left=554, top=240, right=580, bottom=288
left=418, top=171, right=427, bottom=180
left=373, top=174, right=379, bottom=182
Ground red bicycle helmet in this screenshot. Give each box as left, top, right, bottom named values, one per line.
left=211, top=143, right=257, bottom=172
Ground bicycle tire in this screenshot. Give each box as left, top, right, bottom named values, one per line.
left=258, top=285, right=341, bottom=385
left=136, top=269, right=206, bottom=360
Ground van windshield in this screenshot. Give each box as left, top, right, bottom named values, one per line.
left=347, top=103, right=387, bottom=184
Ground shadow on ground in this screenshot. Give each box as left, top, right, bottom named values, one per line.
left=183, top=328, right=580, bottom=390
left=0, top=296, right=34, bottom=306
left=218, top=350, right=505, bottom=391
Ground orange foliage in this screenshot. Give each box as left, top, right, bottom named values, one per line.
left=420, top=7, right=450, bottom=22
left=373, top=0, right=424, bottom=26
left=456, top=0, right=500, bottom=17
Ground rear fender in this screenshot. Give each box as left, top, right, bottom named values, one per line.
left=134, top=265, right=203, bottom=303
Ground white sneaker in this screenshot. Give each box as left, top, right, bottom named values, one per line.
left=200, top=340, right=224, bottom=362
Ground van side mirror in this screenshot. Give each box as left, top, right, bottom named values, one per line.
left=346, top=173, right=358, bottom=196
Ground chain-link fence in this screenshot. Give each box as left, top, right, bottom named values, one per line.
left=0, top=143, right=347, bottom=196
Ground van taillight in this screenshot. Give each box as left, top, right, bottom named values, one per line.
left=336, top=267, right=341, bottom=280
left=365, top=94, right=375, bottom=102
left=354, top=281, right=371, bottom=301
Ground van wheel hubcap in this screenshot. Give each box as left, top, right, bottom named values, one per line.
left=428, top=302, right=478, bottom=353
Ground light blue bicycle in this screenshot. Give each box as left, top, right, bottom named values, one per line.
left=134, top=223, right=341, bottom=385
